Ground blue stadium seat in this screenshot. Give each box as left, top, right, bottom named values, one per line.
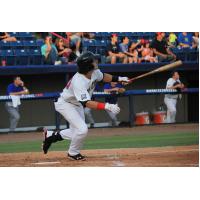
left=23, top=40, right=37, bottom=49
left=15, top=49, right=29, bottom=65
left=8, top=32, right=19, bottom=37
left=82, top=40, right=96, bottom=53
left=18, top=32, right=34, bottom=40
left=95, top=40, right=107, bottom=46
left=0, top=49, right=15, bottom=65
left=0, top=41, right=11, bottom=50
left=10, top=41, right=24, bottom=49
left=36, top=39, right=45, bottom=47
left=29, top=49, right=43, bottom=65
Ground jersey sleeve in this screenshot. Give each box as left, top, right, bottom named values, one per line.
left=116, top=83, right=123, bottom=88
left=103, top=83, right=111, bottom=90
left=166, top=78, right=174, bottom=88
left=7, top=84, right=13, bottom=95
left=72, top=81, right=91, bottom=102
left=94, top=69, right=104, bottom=82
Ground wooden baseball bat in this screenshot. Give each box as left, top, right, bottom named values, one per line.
left=129, top=60, right=183, bottom=82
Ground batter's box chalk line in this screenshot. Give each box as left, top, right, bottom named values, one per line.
left=32, top=161, right=61, bottom=165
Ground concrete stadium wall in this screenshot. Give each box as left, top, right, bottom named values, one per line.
left=0, top=71, right=198, bottom=129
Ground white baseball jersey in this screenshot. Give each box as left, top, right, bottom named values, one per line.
left=60, top=69, right=103, bottom=106
left=165, top=78, right=181, bottom=99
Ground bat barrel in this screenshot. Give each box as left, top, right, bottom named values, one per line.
left=129, top=60, right=183, bottom=82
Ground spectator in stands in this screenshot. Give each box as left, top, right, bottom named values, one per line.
left=192, top=32, right=199, bottom=49
left=69, top=32, right=82, bottom=56
left=55, top=38, right=72, bottom=64
left=41, top=36, right=61, bottom=65
left=120, top=36, right=137, bottom=63
left=128, top=41, right=140, bottom=63
left=104, top=82, right=125, bottom=126
left=68, top=44, right=78, bottom=64
left=5, top=76, right=29, bottom=133
left=0, top=32, right=17, bottom=42
left=106, top=34, right=127, bottom=64
left=178, top=32, right=193, bottom=48
left=83, top=32, right=95, bottom=41
left=168, top=32, right=177, bottom=47
left=151, top=32, right=176, bottom=62
left=141, top=40, right=157, bottom=63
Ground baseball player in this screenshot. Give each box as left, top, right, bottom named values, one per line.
left=42, top=51, right=129, bottom=160
left=164, top=71, right=184, bottom=123
left=104, top=82, right=125, bottom=126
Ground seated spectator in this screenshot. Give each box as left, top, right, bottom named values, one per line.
left=41, top=36, right=61, bottom=65
left=120, top=36, right=137, bottom=63
left=178, top=32, right=193, bottom=48
left=128, top=40, right=141, bottom=63
left=192, top=32, right=199, bottom=49
left=83, top=32, right=95, bottom=41
left=141, top=40, right=157, bottom=63
left=104, top=82, right=125, bottom=126
left=151, top=32, right=176, bottom=62
left=69, top=32, right=82, bottom=56
left=106, top=34, right=127, bottom=64
left=68, top=44, right=78, bottom=64
left=168, top=32, right=177, bottom=47
left=0, top=32, right=17, bottom=42
left=55, top=38, right=72, bottom=64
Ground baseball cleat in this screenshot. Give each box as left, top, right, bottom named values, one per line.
left=42, top=129, right=63, bottom=154
left=42, top=128, right=51, bottom=154
left=68, top=153, right=86, bottom=161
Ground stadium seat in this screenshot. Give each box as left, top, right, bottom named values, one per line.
left=82, top=40, right=96, bottom=53
left=10, top=41, right=24, bottom=49
left=36, top=39, right=44, bottom=47
left=0, top=41, right=11, bottom=50
left=29, top=49, right=43, bottom=65
left=18, top=32, right=34, bottom=40
left=0, top=49, right=15, bottom=65
left=15, top=49, right=29, bottom=65
left=8, top=32, right=19, bottom=37
left=23, top=40, right=37, bottom=49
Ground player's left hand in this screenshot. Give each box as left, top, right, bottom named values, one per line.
left=118, top=76, right=129, bottom=83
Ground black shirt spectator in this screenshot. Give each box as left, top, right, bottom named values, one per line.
left=151, top=32, right=176, bottom=62
left=106, top=34, right=127, bottom=64
left=106, top=42, right=120, bottom=55
left=151, top=39, right=168, bottom=54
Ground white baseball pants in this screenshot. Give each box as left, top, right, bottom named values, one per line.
left=54, top=98, right=88, bottom=156
left=84, top=107, right=95, bottom=124
left=164, top=97, right=177, bottom=123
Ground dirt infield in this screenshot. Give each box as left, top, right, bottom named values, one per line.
left=0, top=145, right=198, bottom=167
left=0, top=124, right=198, bottom=167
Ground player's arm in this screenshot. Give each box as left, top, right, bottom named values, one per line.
left=82, top=100, right=120, bottom=114
left=9, top=90, right=28, bottom=95
left=104, top=87, right=119, bottom=92
left=103, top=73, right=129, bottom=84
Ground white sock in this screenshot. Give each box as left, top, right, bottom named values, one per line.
left=46, top=130, right=54, bottom=138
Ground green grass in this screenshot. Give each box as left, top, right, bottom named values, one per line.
left=0, top=132, right=198, bottom=153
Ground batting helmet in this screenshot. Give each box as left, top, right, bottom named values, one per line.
left=77, top=51, right=98, bottom=74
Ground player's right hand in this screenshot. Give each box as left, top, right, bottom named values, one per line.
left=105, top=103, right=120, bottom=114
